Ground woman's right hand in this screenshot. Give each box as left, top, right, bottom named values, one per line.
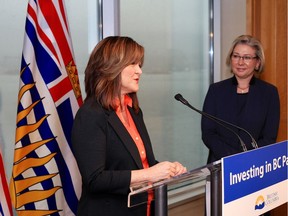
left=131, top=161, right=187, bottom=185
left=146, top=161, right=177, bottom=182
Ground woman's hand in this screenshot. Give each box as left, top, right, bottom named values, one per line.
left=172, top=161, right=187, bottom=176
left=131, top=161, right=187, bottom=185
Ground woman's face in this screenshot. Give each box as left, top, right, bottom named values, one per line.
left=231, top=44, right=260, bottom=79
left=121, top=63, right=142, bottom=95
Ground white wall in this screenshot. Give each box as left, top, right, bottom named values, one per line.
left=220, top=0, right=246, bottom=79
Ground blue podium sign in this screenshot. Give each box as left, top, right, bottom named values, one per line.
left=222, top=140, right=288, bottom=216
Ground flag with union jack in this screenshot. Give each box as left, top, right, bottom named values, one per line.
left=0, top=145, right=13, bottom=216
left=10, top=0, right=83, bottom=215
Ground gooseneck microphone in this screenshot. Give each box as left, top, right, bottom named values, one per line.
left=175, top=93, right=259, bottom=151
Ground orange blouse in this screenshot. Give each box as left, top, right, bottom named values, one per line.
left=116, top=95, right=153, bottom=216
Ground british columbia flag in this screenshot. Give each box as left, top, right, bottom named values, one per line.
left=0, top=145, right=12, bottom=216
left=10, top=0, right=83, bottom=215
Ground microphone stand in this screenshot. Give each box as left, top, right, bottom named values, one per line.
left=174, top=93, right=259, bottom=152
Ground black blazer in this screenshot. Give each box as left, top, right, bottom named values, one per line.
left=201, top=76, right=280, bottom=163
left=71, top=97, right=157, bottom=216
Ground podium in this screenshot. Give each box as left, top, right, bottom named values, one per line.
left=128, top=160, right=222, bottom=216
left=128, top=140, right=288, bottom=216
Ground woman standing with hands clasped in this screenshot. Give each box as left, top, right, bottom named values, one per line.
left=71, top=36, right=186, bottom=216
left=201, top=35, right=280, bottom=164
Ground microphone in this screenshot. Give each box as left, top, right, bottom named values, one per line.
left=175, top=93, right=259, bottom=151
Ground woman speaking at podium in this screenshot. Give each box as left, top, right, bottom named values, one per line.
left=201, top=35, right=280, bottom=165
left=71, top=36, right=186, bottom=216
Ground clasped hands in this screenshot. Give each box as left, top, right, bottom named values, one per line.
left=148, top=161, right=187, bottom=182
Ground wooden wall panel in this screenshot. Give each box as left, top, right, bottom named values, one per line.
left=247, top=0, right=287, bottom=215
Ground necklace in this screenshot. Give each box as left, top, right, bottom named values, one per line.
left=237, top=85, right=249, bottom=93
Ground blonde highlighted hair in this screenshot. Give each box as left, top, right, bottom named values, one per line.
left=226, top=35, right=265, bottom=74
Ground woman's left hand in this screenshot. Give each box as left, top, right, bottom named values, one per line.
left=172, top=161, right=187, bottom=176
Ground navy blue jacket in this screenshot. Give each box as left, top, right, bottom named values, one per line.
left=72, top=97, right=157, bottom=216
left=201, top=76, right=280, bottom=163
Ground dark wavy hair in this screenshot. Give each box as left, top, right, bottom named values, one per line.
left=84, top=36, right=144, bottom=113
